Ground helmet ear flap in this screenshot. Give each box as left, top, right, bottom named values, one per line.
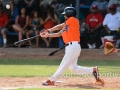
left=65, top=13, right=71, bottom=17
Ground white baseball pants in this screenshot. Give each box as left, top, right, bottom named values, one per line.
left=49, top=41, right=93, bottom=82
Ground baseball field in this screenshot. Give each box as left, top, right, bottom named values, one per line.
left=0, top=48, right=120, bottom=90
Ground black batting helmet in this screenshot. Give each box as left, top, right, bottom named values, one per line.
left=62, top=7, right=76, bottom=17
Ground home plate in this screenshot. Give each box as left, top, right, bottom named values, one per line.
left=56, top=80, right=65, bottom=83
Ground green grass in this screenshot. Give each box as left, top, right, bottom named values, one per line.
left=0, top=59, right=120, bottom=77
left=0, top=59, right=120, bottom=90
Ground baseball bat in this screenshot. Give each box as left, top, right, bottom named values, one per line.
left=48, top=46, right=65, bottom=56
left=14, top=35, right=40, bottom=46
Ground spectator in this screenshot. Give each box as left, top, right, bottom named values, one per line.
left=38, top=1, right=47, bottom=18
left=83, top=5, right=104, bottom=49
left=12, top=7, right=29, bottom=47
left=26, top=10, right=42, bottom=48
left=58, top=14, right=65, bottom=24
left=39, top=0, right=53, bottom=8
left=16, top=0, right=26, bottom=14
left=0, top=4, right=9, bottom=48
left=103, top=4, right=120, bottom=48
left=108, top=0, right=120, bottom=12
left=17, top=0, right=38, bottom=15
left=78, top=12, right=87, bottom=48
left=90, top=0, right=108, bottom=17
left=25, top=0, right=39, bottom=14
left=50, top=0, right=68, bottom=17
left=79, top=12, right=86, bottom=34
left=0, top=0, right=15, bottom=17
left=40, top=5, right=58, bottom=47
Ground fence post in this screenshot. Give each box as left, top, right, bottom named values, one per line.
left=76, top=0, right=80, bottom=19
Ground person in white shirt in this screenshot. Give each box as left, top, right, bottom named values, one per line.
left=103, top=4, right=120, bottom=48
left=0, top=0, right=15, bottom=17
left=108, top=0, right=120, bottom=12
left=90, top=0, right=108, bottom=16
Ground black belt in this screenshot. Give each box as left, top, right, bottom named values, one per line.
left=65, top=42, right=80, bottom=46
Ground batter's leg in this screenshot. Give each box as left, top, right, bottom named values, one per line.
left=49, top=44, right=81, bottom=82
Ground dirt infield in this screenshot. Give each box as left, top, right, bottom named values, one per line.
left=0, top=48, right=120, bottom=60
left=0, top=77, right=120, bottom=89
left=0, top=48, right=120, bottom=89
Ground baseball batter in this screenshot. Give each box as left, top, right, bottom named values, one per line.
left=40, top=7, right=104, bottom=86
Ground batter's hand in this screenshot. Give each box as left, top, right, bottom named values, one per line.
left=40, top=29, right=49, bottom=37
left=40, top=32, right=49, bottom=38
left=44, top=29, right=49, bottom=33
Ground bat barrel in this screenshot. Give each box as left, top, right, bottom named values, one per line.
left=14, top=35, right=40, bottom=46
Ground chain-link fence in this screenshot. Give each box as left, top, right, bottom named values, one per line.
left=0, top=0, right=120, bottom=49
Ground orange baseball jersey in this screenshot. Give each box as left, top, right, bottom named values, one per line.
left=61, top=17, right=80, bottom=44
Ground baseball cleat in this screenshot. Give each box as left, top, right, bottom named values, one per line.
left=93, top=66, right=105, bottom=85
left=42, top=79, right=54, bottom=86
left=93, top=66, right=99, bottom=80
left=95, top=78, right=105, bottom=85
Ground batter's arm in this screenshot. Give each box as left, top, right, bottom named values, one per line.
left=48, top=23, right=66, bottom=32
left=41, top=30, right=63, bottom=38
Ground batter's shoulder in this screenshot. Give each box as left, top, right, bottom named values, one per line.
left=70, top=17, right=79, bottom=21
